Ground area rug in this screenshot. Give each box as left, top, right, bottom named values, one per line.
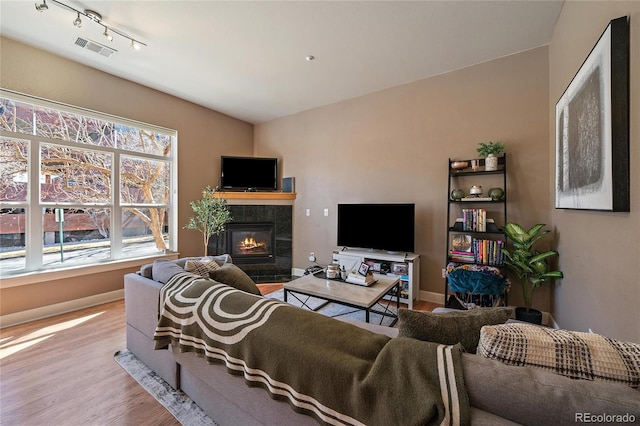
left=266, top=289, right=398, bottom=327
left=114, top=350, right=217, bottom=426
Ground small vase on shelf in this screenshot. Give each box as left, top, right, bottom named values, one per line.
left=485, top=154, right=498, bottom=171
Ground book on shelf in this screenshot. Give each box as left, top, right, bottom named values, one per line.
left=455, top=218, right=495, bottom=224
left=472, top=238, right=504, bottom=265
left=450, top=239, right=504, bottom=265
left=345, top=272, right=375, bottom=286
left=461, top=208, right=489, bottom=232
left=448, top=250, right=475, bottom=262
left=386, top=288, right=408, bottom=299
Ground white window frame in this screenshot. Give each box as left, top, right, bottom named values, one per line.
left=0, top=89, right=178, bottom=282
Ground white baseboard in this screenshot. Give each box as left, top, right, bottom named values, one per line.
left=420, top=290, right=445, bottom=305
left=0, top=289, right=124, bottom=329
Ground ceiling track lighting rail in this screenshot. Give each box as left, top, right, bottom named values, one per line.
left=34, top=0, right=147, bottom=49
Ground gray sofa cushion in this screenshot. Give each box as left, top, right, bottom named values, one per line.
left=152, top=259, right=193, bottom=284
left=208, top=263, right=261, bottom=295
left=397, top=307, right=512, bottom=353
left=462, top=352, right=640, bottom=425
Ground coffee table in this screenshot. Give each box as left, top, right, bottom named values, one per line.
left=284, top=272, right=401, bottom=326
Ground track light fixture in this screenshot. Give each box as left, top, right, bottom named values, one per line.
left=34, top=1, right=48, bottom=12
left=35, top=0, right=147, bottom=49
left=73, top=12, right=82, bottom=28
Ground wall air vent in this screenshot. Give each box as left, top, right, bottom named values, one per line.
left=74, top=37, right=116, bottom=57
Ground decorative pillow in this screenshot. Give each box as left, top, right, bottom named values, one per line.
left=397, top=307, right=512, bottom=353
left=208, top=263, right=261, bottom=295
left=141, top=255, right=232, bottom=279
left=479, top=323, right=640, bottom=389
left=178, top=254, right=232, bottom=268
left=152, top=259, right=190, bottom=284
left=185, top=259, right=221, bottom=278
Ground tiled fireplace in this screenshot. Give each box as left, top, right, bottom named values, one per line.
left=208, top=202, right=292, bottom=283
left=225, top=222, right=275, bottom=264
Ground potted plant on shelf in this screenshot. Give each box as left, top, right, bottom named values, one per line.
left=184, top=186, right=232, bottom=256
left=476, top=141, right=506, bottom=171
left=501, top=222, right=564, bottom=324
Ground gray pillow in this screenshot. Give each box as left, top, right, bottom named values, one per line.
left=462, top=352, right=640, bottom=424
left=152, top=259, right=189, bottom=284
left=397, top=307, right=512, bottom=353
left=208, top=263, right=261, bottom=295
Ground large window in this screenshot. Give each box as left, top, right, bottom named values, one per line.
left=0, top=90, right=177, bottom=276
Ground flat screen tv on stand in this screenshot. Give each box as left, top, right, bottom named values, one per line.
left=337, top=203, right=415, bottom=254
left=220, top=156, right=278, bottom=192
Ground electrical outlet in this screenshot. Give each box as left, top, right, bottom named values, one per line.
left=308, top=252, right=316, bottom=262
left=442, top=268, right=446, bottom=278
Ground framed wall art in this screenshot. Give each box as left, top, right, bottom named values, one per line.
left=555, top=16, right=629, bottom=212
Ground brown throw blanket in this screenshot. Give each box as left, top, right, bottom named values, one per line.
left=154, top=273, right=470, bottom=426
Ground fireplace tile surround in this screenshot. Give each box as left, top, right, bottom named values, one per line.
left=207, top=193, right=294, bottom=283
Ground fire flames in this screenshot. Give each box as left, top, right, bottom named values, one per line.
left=239, top=237, right=266, bottom=252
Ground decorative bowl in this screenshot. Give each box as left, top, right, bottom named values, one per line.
left=450, top=189, right=466, bottom=200
left=488, top=187, right=505, bottom=200
left=451, top=161, right=469, bottom=170
left=469, top=185, right=483, bottom=195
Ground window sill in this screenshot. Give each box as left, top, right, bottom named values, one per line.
left=0, top=252, right=180, bottom=289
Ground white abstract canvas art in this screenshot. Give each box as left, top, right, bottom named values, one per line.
left=555, top=17, right=629, bottom=212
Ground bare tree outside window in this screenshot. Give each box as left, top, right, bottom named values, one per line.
left=0, top=93, right=176, bottom=275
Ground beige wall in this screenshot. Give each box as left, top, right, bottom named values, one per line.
left=3, top=2, right=638, bottom=343
left=0, top=37, right=254, bottom=316
left=549, top=2, right=640, bottom=342
left=255, top=47, right=551, bottom=309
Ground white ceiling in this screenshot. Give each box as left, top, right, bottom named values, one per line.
left=0, top=1, right=564, bottom=124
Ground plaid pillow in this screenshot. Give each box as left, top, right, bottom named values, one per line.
left=184, top=259, right=221, bottom=278
left=479, top=323, right=640, bottom=389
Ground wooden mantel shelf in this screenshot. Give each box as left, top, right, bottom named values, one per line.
left=213, top=191, right=296, bottom=200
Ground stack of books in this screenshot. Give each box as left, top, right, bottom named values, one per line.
left=461, top=208, right=488, bottom=231
left=473, top=239, right=504, bottom=265
left=448, top=250, right=475, bottom=263
left=345, top=272, right=375, bottom=286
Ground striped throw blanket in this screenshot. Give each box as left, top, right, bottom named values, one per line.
left=154, top=273, right=470, bottom=425
left=479, top=323, right=640, bottom=389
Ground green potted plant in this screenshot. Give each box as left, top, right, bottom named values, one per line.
left=184, top=186, right=232, bottom=256
left=476, top=141, right=506, bottom=171
left=501, top=222, right=564, bottom=324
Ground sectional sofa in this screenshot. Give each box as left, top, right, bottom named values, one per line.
left=124, top=257, right=639, bottom=425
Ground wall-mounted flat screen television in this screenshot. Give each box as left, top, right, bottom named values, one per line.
left=220, top=156, right=278, bottom=191
left=337, top=203, right=415, bottom=253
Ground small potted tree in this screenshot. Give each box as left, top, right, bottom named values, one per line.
left=184, top=186, right=232, bottom=256
left=501, top=222, right=564, bottom=324
left=476, top=141, right=506, bottom=171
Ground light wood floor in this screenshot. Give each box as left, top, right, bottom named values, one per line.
left=0, top=300, right=179, bottom=426
left=0, top=286, right=440, bottom=425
